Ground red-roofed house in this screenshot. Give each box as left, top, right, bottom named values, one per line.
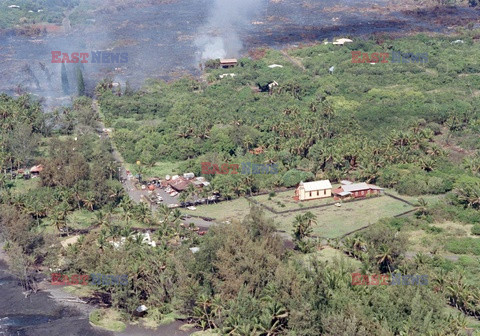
left=169, top=178, right=191, bottom=192
left=29, top=164, right=44, bottom=176
left=332, top=182, right=383, bottom=200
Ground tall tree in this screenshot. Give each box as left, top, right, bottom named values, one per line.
left=61, top=62, right=70, bottom=95
left=76, top=67, right=85, bottom=96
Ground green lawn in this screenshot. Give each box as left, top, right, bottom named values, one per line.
left=274, top=195, right=414, bottom=238
left=383, top=188, right=445, bottom=205
left=253, top=186, right=341, bottom=212
left=183, top=198, right=253, bottom=223
left=298, top=246, right=363, bottom=269
left=6, top=177, right=40, bottom=195
left=252, top=187, right=443, bottom=214
left=182, top=194, right=414, bottom=239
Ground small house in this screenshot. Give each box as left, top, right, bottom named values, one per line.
left=332, top=182, right=382, bottom=200
left=220, top=58, right=238, bottom=68
left=295, top=180, right=332, bottom=201
left=29, top=164, right=44, bottom=176
left=248, top=146, right=265, bottom=155
left=333, top=38, right=353, bottom=45
left=183, top=172, right=195, bottom=180
left=169, top=177, right=191, bottom=192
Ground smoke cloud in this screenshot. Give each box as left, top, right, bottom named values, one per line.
left=196, top=0, right=266, bottom=60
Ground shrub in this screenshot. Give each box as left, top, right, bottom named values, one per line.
left=424, top=225, right=443, bottom=234
left=282, top=169, right=314, bottom=188
left=445, top=238, right=480, bottom=255
left=471, top=224, right=480, bottom=236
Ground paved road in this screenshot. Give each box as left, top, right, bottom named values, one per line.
left=94, top=101, right=215, bottom=229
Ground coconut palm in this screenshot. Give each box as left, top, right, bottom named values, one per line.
left=156, top=204, right=170, bottom=222
left=82, top=192, right=96, bottom=211
left=375, top=244, right=394, bottom=273
left=50, top=211, right=66, bottom=232
left=415, top=198, right=430, bottom=218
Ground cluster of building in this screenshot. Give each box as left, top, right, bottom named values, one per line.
left=12, top=164, right=44, bottom=179
left=146, top=173, right=210, bottom=193
left=295, top=180, right=383, bottom=201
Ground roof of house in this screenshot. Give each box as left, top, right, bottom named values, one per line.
left=298, top=180, right=332, bottom=192
left=249, top=146, right=265, bottom=155
left=340, top=180, right=353, bottom=185
left=169, top=178, right=191, bottom=191
left=220, top=58, right=238, bottom=64
left=337, top=191, right=352, bottom=196
left=339, top=182, right=382, bottom=193
left=30, top=164, right=44, bottom=173
left=333, top=38, right=353, bottom=45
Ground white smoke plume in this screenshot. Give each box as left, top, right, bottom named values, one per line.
left=196, top=0, right=266, bottom=60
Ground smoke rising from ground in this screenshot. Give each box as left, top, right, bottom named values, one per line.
left=196, top=0, right=266, bottom=60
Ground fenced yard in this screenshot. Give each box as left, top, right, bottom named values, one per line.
left=273, top=195, right=414, bottom=238
left=183, top=191, right=416, bottom=239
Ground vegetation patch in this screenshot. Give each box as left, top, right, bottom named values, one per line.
left=445, top=237, right=480, bottom=255
left=89, top=309, right=126, bottom=332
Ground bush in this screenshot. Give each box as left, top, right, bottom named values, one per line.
left=445, top=238, right=480, bottom=255
left=424, top=225, right=443, bottom=234
left=282, top=169, right=314, bottom=188
left=471, top=224, right=480, bottom=236
left=395, top=173, right=451, bottom=196
left=89, top=309, right=126, bottom=332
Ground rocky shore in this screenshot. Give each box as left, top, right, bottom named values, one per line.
left=0, top=243, right=193, bottom=336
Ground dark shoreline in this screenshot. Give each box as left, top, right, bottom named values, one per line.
left=0, top=258, right=111, bottom=336
left=0, top=257, right=195, bottom=336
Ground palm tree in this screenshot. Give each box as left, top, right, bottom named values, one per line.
left=179, top=192, right=188, bottom=207
left=292, top=213, right=314, bottom=242
left=232, top=179, right=246, bottom=197
left=123, top=208, right=133, bottom=226
left=50, top=212, right=66, bottom=232
left=415, top=198, right=430, bottom=218
left=170, top=209, right=182, bottom=226
left=97, top=229, right=108, bottom=251
left=375, top=244, right=394, bottom=273
left=186, top=183, right=196, bottom=203
left=83, top=192, right=96, bottom=211
left=157, top=204, right=172, bottom=224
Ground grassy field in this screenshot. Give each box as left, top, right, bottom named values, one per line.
left=5, top=177, right=39, bottom=195
left=274, top=195, right=414, bottom=238
left=183, top=198, right=252, bottom=223
left=183, top=194, right=414, bottom=239
left=255, top=187, right=444, bottom=213
left=254, top=186, right=340, bottom=212
left=298, top=246, right=363, bottom=269
left=383, top=189, right=445, bottom=206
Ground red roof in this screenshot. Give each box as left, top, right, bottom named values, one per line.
left=30, top=164, right=44, bottom=173
left=333, top=183, right=382, bottom=195
left=169, top=178, right=191, bottom=192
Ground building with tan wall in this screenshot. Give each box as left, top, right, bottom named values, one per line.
left=295, top=180, right=332, bottom=201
